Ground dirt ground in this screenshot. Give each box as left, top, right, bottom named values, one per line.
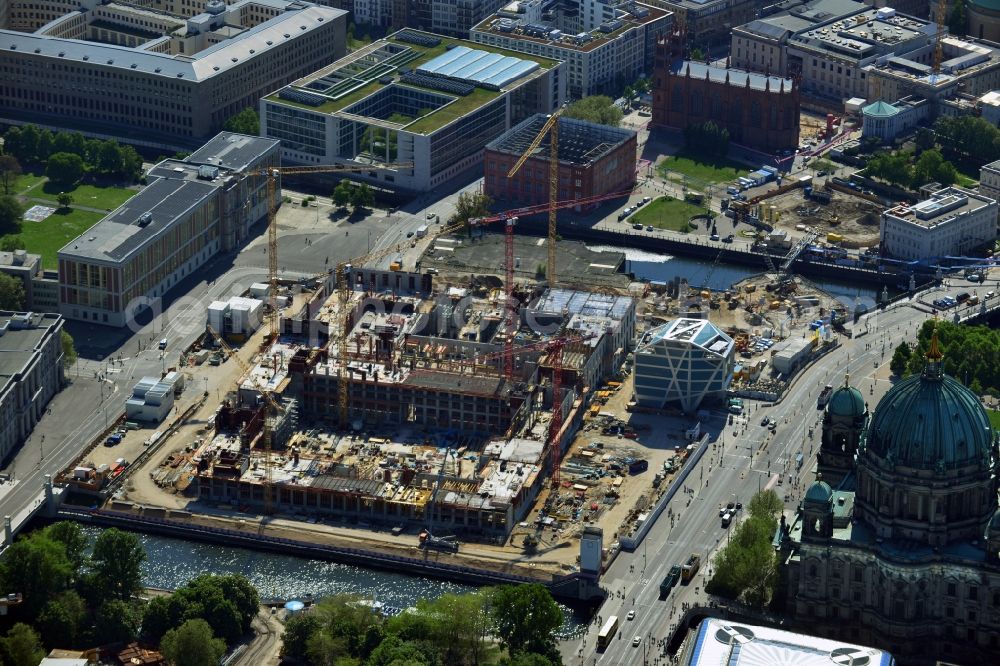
left=761, top=185, right=882, bottom=248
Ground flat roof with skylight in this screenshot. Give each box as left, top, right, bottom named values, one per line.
left=267, top=29, right=556, bottom=135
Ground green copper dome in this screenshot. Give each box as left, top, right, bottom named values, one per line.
left=865, top=355, right=994, bottom=472
left=804, top=477, right=833, bottom=505
left=828, top=384, right=866, bottom=418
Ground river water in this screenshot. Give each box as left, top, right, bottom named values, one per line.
left=588, top=245, right=881, bottom=307
left=77, top=526, right=589, bottom=638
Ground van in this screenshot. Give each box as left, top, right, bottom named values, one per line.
left=158, top=338, right=168, bottom=350
left=721, top=512, right=732, bottom=528
left=956, top=292, right=971, bottom=303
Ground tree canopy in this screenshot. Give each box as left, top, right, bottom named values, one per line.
left=160, top=619, right=227, bottom=666
left=141, top=573, right=259, bottom=645
left=450, top=191, right=492, bottom=230
left=683, top=122, right=730, bottom=157
left=705, top=490, right=782, bottom=609
left=0, top=155, right=22, bottom=196
left=61, top=330, right=78, bottom=368
left=899, top=320, right=1000, bottom=395
left=223, top=107, right=260, bottom=136
left=0, top=195, right=23, bottom=236
left=89, top=528, right=146, bottom=603
left=865, top=148, right=956, bottom=189
left=45, top=152, right=85, bottom=188
left=4, top=126, right=142, bottom=183
left=0, top=271, right=25, bottom=311
left=563, top=96, right=623, bottom=127
left=934, top=116, right=1000, bottom=165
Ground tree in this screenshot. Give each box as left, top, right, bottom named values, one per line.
left=45, top=521, right=88, bottom=575
left=56, top=192, right=74, bottom=209
left=890, top=341, right=911, bottom=377
left=37, top=590, right=86, bottom=648
left=45, top=151, right=85, bottom=187
left=683, top=121, right=730, bottom=157
left=350, top=182, right=375, bottom=211
left=96, top=140, right=123, bottom=176
left=89, top=528, right=146, bottom=602
left=450, top=191, right=492, bottom=229
left=0, top=195, right=22, bottom=235
left=489, top=584, right=562, bottom=657
left=564, top=96, right=623, bottom=127
left=948, top=0, right=967, bottom=36
left=4, top=125, right=40, bottom=163
left=705, top=491, right=781, bottom=608
left=333, top=181, right=352, bottom=209
left=0, top=236, right=24, bottom=251
left=622, top=85, right=635, bottom=110
left=0, top=530, right=72, bottom=618
left=140, top=574, right=258, bottom=646
left=61, top=330, right=78, bottom=369
left=94, top=599, right=142, bottom=645
left=913, top=127, right=936, bottom=153
left=367, top=635, right=434, bottom=666
left=0, top=155, right=22, bottom=195
left=0, top=623, right=44, bottom=666
left=223, top=108, right=260, bottom=136
left=281, top=613, right=322, bottom=662
left=119, top=145, right=143, bottom=183
left=52, top=131, right=87, bottom=160
left=747, top=489, right=782, bottom=521
left=499, top=654, right=555, bottom=666
left=159, top=619, right=226, bottom=666
left=690, top=47, right=705, bottom=61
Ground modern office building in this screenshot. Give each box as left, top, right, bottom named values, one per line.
left=470, top=0, right=672, bottom=99
left=0, top=0, right=347, bottom=147
left=408, top=0, right=508, bottom=37
left=879, top=186, right=998, bottom=260
left=651, top=56, right=800, bottom=152
left=633, top=318, right=734, bottom=413
left=58, top=132, right=280, bottom=327
left=644, top=0, right=762, bottom=44
left=0, top=250, right=59, bottom=313
left=483, top=115, right=637, bottom=207
left=0, top=311, right=65, bottom=464
left=678, top=618, right=894, bottom=666
left=781, top=337, right=1000, bottom=664
left=261, top=29, right=564, bottom=192
left=864, top=36, right=1000, bottom=108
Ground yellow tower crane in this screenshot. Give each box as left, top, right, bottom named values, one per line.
left=506, top=109, right=563, bottom=288
left=933, top=0, right=948, bottom=74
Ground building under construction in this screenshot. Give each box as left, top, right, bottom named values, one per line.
left=191, top=270, right=636, bottom=538
left=483, top=115, right=638, bottom=208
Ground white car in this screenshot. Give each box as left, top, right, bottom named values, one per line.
left=627, top=610, right=635, bottom=621
left=632, top=636, right=641, bottom=647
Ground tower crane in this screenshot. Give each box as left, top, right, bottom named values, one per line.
left=206, top=324, right=285, bottom=514
left=254, top=163, right=412, bottom=343
left=933, top=0, right=948, bottom=75
left=506, top=108, right=563, bottom=289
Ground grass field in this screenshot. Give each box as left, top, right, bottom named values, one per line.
left=8, top=207, right=105, bottom=267
left=37, top=181, right=135, bottom=211
left=658, top=153, right=745, bottom=184
left=989, top=410, right=1000, bottom=431
left=630, top=196, right=707, bottom=232
left=10, top=172, right=46, bottom=195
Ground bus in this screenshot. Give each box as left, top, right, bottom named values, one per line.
left=597, top=615, right=619, bottom=651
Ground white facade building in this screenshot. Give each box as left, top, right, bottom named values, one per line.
left=633, top=318, right=734, bottom=413
left=880, top=187, right=998, bottom=260
left=470, top=2, right=672, bottom=99
left=980, top=159, right=1000, bottom=203
left=0, top=312, right=65, bottom=463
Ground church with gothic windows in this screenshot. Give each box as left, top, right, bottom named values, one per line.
left=781, top=331, right=1000, bottom=665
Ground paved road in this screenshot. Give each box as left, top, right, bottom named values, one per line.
left=562, top=285, right=980, bottom=665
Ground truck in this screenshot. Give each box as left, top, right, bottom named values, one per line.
left=389, top=255, right=403, bottom=271
left=415, top=224, right=428, bottom=238
left=681, top=553, right=701, bottom=584
left=817, top=384, right=833, bottom=409
left=660, top=565, right=682, bottom=597
left=727, top=398, right=744, bottom=415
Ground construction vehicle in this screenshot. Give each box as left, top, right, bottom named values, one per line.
left=420, top=446, right=461, bottom=553
left=681, top=553, right=701, bottom=584
left=522, top=533, right=539, bottom=550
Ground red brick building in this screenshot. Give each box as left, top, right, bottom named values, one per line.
left=652, top=48, right=800, bottom=154
left=484, top=115, right=637, bottom=208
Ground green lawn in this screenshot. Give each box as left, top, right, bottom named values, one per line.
left=36, top=181, right=135, bottom=211
left=955, top=172, right=977, bottom=188
left=10, top=172, right=46, bottom=195
left=658, top=153, right=745, bottom=184
left=9, top=207, right=105, bottom=268
left=630, top=196, right=707, bottom=232
left=989, top=410, right=1000, bottom=431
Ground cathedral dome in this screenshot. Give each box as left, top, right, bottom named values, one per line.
left=827, top=384, right=866, bottom=419
left=804, top=476, right=833, bottom=505
left=863, top=335, right=993, bottom=473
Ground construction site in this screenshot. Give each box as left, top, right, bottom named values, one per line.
left=750, top=181, right=883, bottom=249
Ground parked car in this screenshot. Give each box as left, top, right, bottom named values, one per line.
left=723, top=234, right=734, bottom=243
left=632, top=636, right=642, bottom=647
left=710, top=233, right=720, bottom=241
left=646, top=225, right=654, bottom=232
left=627, top=610, right=636, bottom=621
